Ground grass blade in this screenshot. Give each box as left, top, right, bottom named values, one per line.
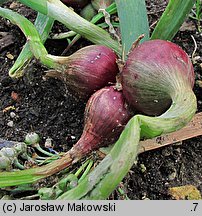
left=115, top=0, right=149, bottom=59
left=151, top=0, right=196, bottom=40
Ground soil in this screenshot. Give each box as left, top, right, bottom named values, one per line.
left=0, top=0, right=201, bottom=200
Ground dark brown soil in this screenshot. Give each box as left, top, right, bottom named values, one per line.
left=0, top=1, right=201, bottom=200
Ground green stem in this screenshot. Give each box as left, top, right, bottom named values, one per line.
left=74, top=160, right=91, bottom=177
left=35, top=156, right=48, bottom=160
left=52, top=31, right=77, bottom=40
left=57, top=117, right=141, bottom=200
left=78, top=160, right=94, bottom=183
left=18, top=0, right=121, bottom=55
left=34, top=144, right=56, bottom=157
left=9, top=13, right=54, bottom=78
left=117, top=187, right=129, bottom=200
left=151, top=0, right=196, bottom=40
left=0, top=3, right=197, bottom=197
left=91, top=2, right=117, bottom=23
left=52, top=22, right=119, bottom=40
left=18, top=0, right=48, bottom=15
left=13, top=158, right=25, bottom=170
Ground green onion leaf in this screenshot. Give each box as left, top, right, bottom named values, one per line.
left=115, top=0, right=149, bottom=59
left=9, top=13, right=54, bottom=78
left=151, top=0, right=196, bottom=40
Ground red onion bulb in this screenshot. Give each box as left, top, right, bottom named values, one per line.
left=121, top=39, right=194, bottom=116
left=47, top=45, right=119, bottom=99
left=70, top=86, right=132, bottom=158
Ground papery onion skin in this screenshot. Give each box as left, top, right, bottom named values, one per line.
left=47, top=45, right=119, bottom=99
left=121, top=39, right=195, bottom=116
left=70, top=86, right=132, bottom=158
left=61, top=0, right=89, bottom=9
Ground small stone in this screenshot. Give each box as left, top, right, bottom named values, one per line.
left=140, top=164, right=147, bottom=173
left=142, top=197, right=150, bottom=200
left=142, top=193, right=150, bottom=200
left=173, top=141, right=182, bottom=146
left=168, top=169, right=177, bottom=181
left=162, top=148, right=171, bottom=156
left=6, top=53, right=14, bottom=60
left=10, top=112, right=16, bottom=118
left=11, top=91, right=20, bottom=102
left=193, top=56, right=201, bottom=61
left=71, top=135, right=76, bottom=140
left=7, top=121, right=14, bottom=127
left=45, top=138, right=53, bottom=148
left=196, top=80, right=202, bottom=88
left=9, top=2, right=19, bottom=9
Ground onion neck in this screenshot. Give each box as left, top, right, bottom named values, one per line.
left=138, top=82, right=197, bottom=138
left=71, top=131, right=102, bottom=159
left=35, top=131, right=102, bottom=176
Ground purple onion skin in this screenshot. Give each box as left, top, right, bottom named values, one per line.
left=48, top=45, right=119, bottom=99
left=91, top=0, right=114, bottom=10
left=71, top=86, right=132, bottom=157
left=121, top=39, right=195, bottom=116
left=61, top=0, right=89, bottom=9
